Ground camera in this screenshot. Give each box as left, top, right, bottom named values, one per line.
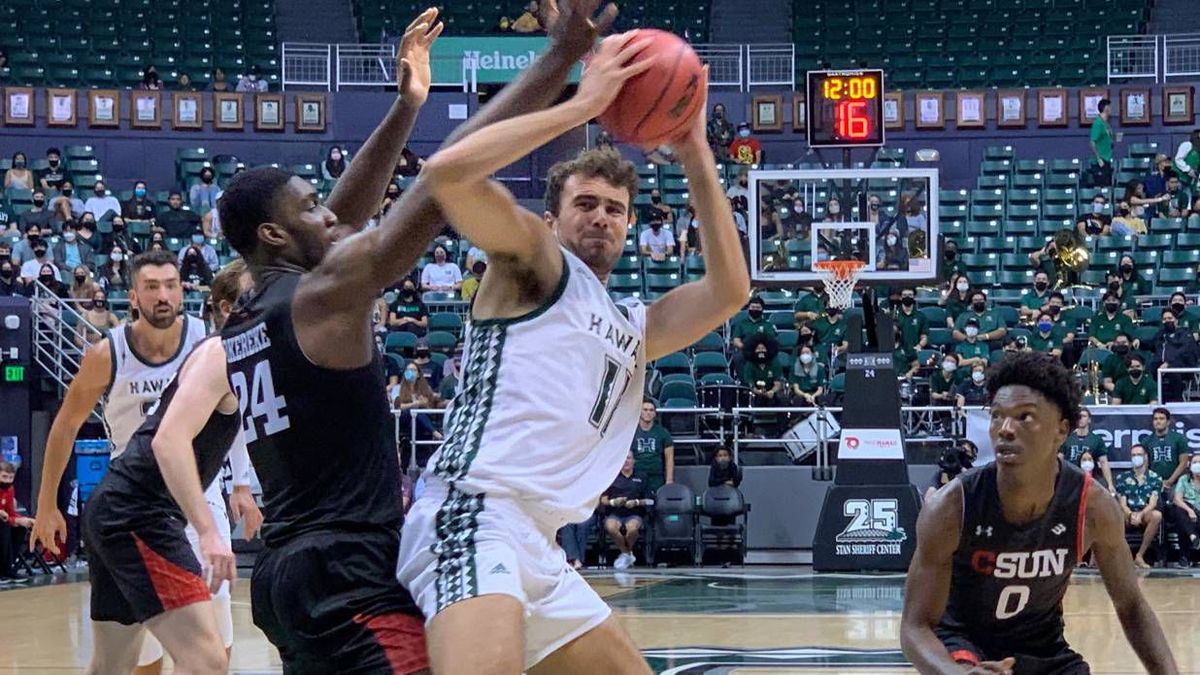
left=937, top=446, right=965, bottom=479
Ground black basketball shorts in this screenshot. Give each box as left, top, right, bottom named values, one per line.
left=936, top=627, right=1090, bottom=675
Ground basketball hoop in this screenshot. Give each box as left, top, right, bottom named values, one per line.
left=813, top=259, right=866, bottom=310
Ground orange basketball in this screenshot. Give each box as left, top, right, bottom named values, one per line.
left=595, top=29, right=706, bottom=147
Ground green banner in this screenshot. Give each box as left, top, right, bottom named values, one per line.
left=430, top=37, right=582, bottom=85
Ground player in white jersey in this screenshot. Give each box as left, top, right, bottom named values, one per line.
left=32, top=250, right=262, bottom=674
left=398, top=32, right=749, bottom=673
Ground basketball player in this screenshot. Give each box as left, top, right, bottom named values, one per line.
left=901, top=352, right=1177, bottom=674
left=396, top=35, right=749, bottom=673
left=143, top=3, right=628, bottom=670
left=30, top=250, right=260, bottom=674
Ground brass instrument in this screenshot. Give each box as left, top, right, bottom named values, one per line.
left=908, top=229, right=927, bottom=259
left=1051, top=228, right=1090, bottom=289
left=1088, top=358, right=1110, bottom=405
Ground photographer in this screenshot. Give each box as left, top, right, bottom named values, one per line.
left=923, top=440, right=978, bottom=503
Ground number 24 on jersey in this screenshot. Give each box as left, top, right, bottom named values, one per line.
left=231, top=360, right=291, bottom=443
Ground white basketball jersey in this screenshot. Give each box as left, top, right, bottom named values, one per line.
left=104, top=315, right=207, bottom=456
left=430, top=248, right=648, bottom=527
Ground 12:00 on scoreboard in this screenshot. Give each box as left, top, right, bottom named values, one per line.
left=806, top=69, right=885, bottom=148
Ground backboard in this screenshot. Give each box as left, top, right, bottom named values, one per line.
left=748, top=167, right=940, bottom=286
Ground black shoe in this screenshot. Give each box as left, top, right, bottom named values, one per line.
left=1171, top=559, right=1192, bottom=569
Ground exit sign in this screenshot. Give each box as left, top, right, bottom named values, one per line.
left=3, top=365, right=24, bottom=383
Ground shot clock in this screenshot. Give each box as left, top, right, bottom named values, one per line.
left=806, top=69, right=885, bottom=148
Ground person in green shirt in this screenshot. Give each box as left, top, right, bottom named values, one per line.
left=793, top=291, right=825, bottom=327
left=1156, top=173, right=1189, bottom=218
left=1018, top=272, right=1052, bottom=323
left=1112, top=354, right=1157, bottom=405
left=941, top=240, right=965, bottom=283
left=1088, top=292, right=1135, bottom=348
left=1105, top=272, right=1138, bottom=317
left=939, top=273, right=972, bottom=327
left=1114, top=254, right=1150, bottom=297
left=893, top=287, right=928, bottom=350
left=954, top=363, right=989, bottom=407
left=1100, top=334, right=1133, bottom=394
left=930, top=353, right=961, bottom=406
left=1167, top=292, right=1200, bottom=339
left=742, top=337, right=786, bottom=403
left=892, top=326, right=919, bottom=378
left=731, top=296, right=777, bottom=352
left=1059, top=408, right=1116, bottom=493
left=812, top=305, right=848, bottom=357
left=952, top=290, right=1006, bottom=345
left=1028, top=311, right=1067, bottom=359
left=631, top=399, right=674, bottom=494
left=790, top=344, right=826, bottom=406
left=1089, top=98, right=1114, bottom=186
left=1146, top=407, right=1191, bottom=491
left=1170, top=452, right=1200, bottom=556
left=1117, top=444, right=1163, bottom=568
left=953, top=317, right=990, bottom=367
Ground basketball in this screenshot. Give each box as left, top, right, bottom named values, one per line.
left=595, top=29, right=706, bottom=147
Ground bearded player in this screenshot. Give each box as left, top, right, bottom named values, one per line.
left=901, top=352, right=1177, bottom=674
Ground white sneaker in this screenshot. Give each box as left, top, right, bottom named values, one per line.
left=613, top=553, right=632, bottom=570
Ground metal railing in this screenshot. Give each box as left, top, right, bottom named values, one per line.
left=692, top=44, right=743, bottom=89
left=1107, top=33, right=1200, bottom=83
left=746, top=44, right=796, bottom=90
left=30, top=283, right=103, bottom=403
left=1165, top=34, right=1200, bottom=80
left=1157, top=367, right=1200, bottom=405
left=281, top=43, right=334, bottom=91
left=336, top=44, right=398, bottom=90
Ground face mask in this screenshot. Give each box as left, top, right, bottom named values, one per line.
left=94, top=299, right=106, bottom=308
left=869, top=202, right=880, bottom=211
left=793, top=203, right=805, bottom=213
left=33, top=247, right=46, bottom=258
left=939, top=360, right=955, bottom=373
left=191, top=234, right=205, bottom=245
left=32, top=198, right=44, bottom=207
left=404, top=370, right=417, bottom=382
left=113, top=221, right=126, bottom=231
left=74, top=274, right=86, bottom=283
left=650, top=222, right=662, bottom=231
left=1164, top=322, right=1177, bottom=333
left=901, top=296, right=915, bottom=307
left=738, top=128, right=751, bottom=138
left=972, top=301, right=986, bottom=312
left=81, top=220, right=94, bottom=229
left=956, top=281, right=969, bottom=292
left=1191, top=462, right=1200, bottom=475
left=1092, top=202, right=1105, bottom=214
left=1037, top=321, right=1053, bottom=333
left=110, top=252, right=123, bottom=262
left=1132, top=455, right=1146, bottom=468
left=1120, top=265, right=1133, bottom=275
left=1081, top=460, right=1095, bottom=472
left=828, top=311, right=841, bottom=320
left=798, top=333, right=812, bottom=344
left=64, top=231, right=76, bottom=242
left=714, top=109, right=725, bottom=119
left=1034, top=282, right=1047, bottom=292
left=0, top=268, right=10, bottom=279
left=1108, top=281, right=1121, bottom=292
left=945, top=250, right=957, bottom=261
left=1105, top=302, right=1119, bottom=314
left=202, top=173, right=214, bottom=183
left=48, top=158, right=59, bottom=167
left=95, top=188, right=106, bottom=196
left=971, top=371, right=985, bottom=383
left=134, top=188, right=146, bottom=198
left=62, top=188, right=72, bottom=197
left=716, top=458, right=730, bottom=468
left=650, top=195, right=662, bottom=204
left=828, top=204, right=840, bottom=215
left=748, top=309, right=763, bottom=320
left=0, top=480, right=11, bottom=489
left=13, top=160, right=24, bottom=168
left=1172, top=302, right=1186, bottom=315
left=886, top=236, right=897, bottom=247
left=402, top=286, right=415, bottom=295
left=1047, top=305, right=1061, bottom=316
left=39, top=273, right=54, bottom=284
left=1129, top=368, right=1143, bottom=378
left=415, top=350, right=430, bottom=360
left=331, top=152, right=342, bottom=161
left=965, top=326, right=979, bottom=338
left=1113, top=344, right=1129, bottom=355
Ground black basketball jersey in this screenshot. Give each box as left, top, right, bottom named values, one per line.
left=939, top=459, right=1092, bottom=655
left=220, top=269, right=402, bottom=546
left=102, top=338, right=242, bottom=523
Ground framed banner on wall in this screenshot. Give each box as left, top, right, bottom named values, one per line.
left=955, top=91, right=985, bottom=129
left=791, top=93, right=806, bottom=132
left=1120, top=88, right=1151, bottom=126
left=255, top=93, right=284, bottom=131
left=214, top=92, right=244, bottom=131
left=1037, top=89, right=1068, bottom=127
left=1164, top=86, right=1194, bottom=125
left=996, top=89, right=1026, bottom=128
left=883, top=92, right=904, bottom=130
left=296, top=94, right=326, bottom=132
left=1079, top=87, right=1108, bottom=126
left=752, top=94, right=783, bottom=132
left=87, top=89, right=120, bottom=128
left=46, top=89, right=76, bottom=128
left=173, top=92, right=203, bottom=130
left=131, top=91, right=162, bottom=129
left=5, top=87, right=35, bottom=126
left=915, top=92, right=944, bottom=129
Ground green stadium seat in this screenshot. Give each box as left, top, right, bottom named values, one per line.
left=1138, top=234, right=1174, bottom=250
left=1161, top=250, right=1200, bottom=268
left=977, top=236, right=1012, bottom=253
left=384, top=331, right=417, bottom=355
left=655, top=352, right=692, bottom=377
left=997, top=270, right=1033, bottom=288
left=688, top=332, right=725, bottom=354
left=428, top=313, right=463, bottom=337
left=1003, top=219, right=1038, bottom=235
left=1157, top=267, right=1195, bottom=286
left=983, top=146, right=1015, bottom=161
left=692, top=352, right=730, bottom=379
left=1150, top=218, right=1185, bottom=234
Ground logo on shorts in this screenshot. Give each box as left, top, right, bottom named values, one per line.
left=489, top=563, right=510, bottom=575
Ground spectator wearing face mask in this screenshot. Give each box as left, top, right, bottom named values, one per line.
left=814, top=304, right=848, bottom=358
left=0, top=260, right=24, bottom=297
left=461, top=260, right=486, bottom=303
left=121, top=180, right=156, bottom=221
left=952, top=290, right=1005, bottom=346
left=51, top=180, right=85, bottom=223
left=139, top=64, right=162, bottom=90
left=1158, top=172, right=1189, bottom=218
left=955, top=363, right=989, bottom=407
left=728, top=122, right=762, bottom=165
left=790, top=344, right=827, bottom=407
left=1118, top=444, right=1163, bottom=568
left=708, top=446, right=743, bottom=501
left=726, top=168, right=750, bottom=213
left=1113, top=254, right=1150, bottom=296
left=179, top=246, right=214, bottom=292
left=54, top=222, right=94, bottom=275
left=953, top=318, right=989, bottom=368
left=178, top=229, right=219, bottom=270
left=236, top=64, right=269, bottom=92
left=4, top=152, right=33, bottom=190
left=39, top=147, right=66, bottom=191
left=322, top=146, right=347, bottom=181
left=639, top=215, right=675, bottom=262
left=19, top=189, right=54, bottom=230
left=893, top=288, right=927, bottom=350
left=1089, top=291, right=1136, bottom=349
left=75, top=213, right=99, bottom=250
left=420, top=245, right=462, bottom=293
left=1075, top=194, right=1111, bottom=238
left=892, top=325, right=920, bottom=379
left=439, top=350, right=463, bottom=401
left=159, top=191, right=202, bottom=238
left=12, top=223, right=47, bottom=266
left=67, top=264, right=98, bottom=303
left=731, top=297, right=776, bottom=355
left=19, top=237, right=59, bottom=283
left=83, top=181, right=122, bottom=222
left=1170, top=452, right=1200, bottom=563
left=1059, top=409, right=1115, bottom=492
left=742, top=334, right=785, bottom=405
left=1028, top=311, right=1068, bottom=360
left=930, top=353, right=962, bottom=406
left=878, top=229, right=908, bottom=271
left=941, top=240, right=965, bottom=283
left=97, top=246, right=131, bottom=292
left=823, top=197, right=846, bottom=223
left=640, top=188, right=676, bottom=227
left=1112, top=354, right=1157, bottom=405
left=1019, top=272, right=1053, bottom=323
left=76, top=290, right=118, bottom=346
left=411, top=343, right=443, bottom=390
left=1109, top=201, right=1147, bottom=237
left=395, top=146, right=424, bottom=177
left=392, top=361, right=443, bottom=454
left=1167, top=292, right=1199, bottom=339
left=1154, top=308, right=1200, bottom=402
left=190, top=167, right=219, bottom=212
left=1099, top=334, right=1133, bottom=393
left=388, top=280, right=429, bottom=336
left=706, top=103, right=735, bottom=160
left=776, top=197, right=813, bottom=240
left=35, top=263, right=67, bottom=297
left=106, top=216, right=143, bottom=258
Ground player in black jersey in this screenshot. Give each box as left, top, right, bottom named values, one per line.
left=902, top=352, right=1178, bottom=675
left=81, top=339, right=242, bottom=674
left=149, top=3, right=623, bottom=672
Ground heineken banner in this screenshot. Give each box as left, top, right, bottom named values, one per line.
left=966, top=403, right=1200, bottom=467
left=431, top=37, right=583, bottom=85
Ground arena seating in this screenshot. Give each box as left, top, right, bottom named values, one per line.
left=0, top=0, right=279, bottom=89
left=793, top=0, right=1150, bottom=87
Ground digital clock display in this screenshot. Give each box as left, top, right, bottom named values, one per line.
left=806, top=69, right=885, bottom=148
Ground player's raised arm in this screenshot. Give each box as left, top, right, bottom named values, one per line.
left=901, top=482, right=1013, bottom=675
left=420, top=32, right=652, bottom=259
left=643, top=100, right=750, bottom=360
left=150, top=338, right=240, bottom=593
left=31, top=341, right=112, bottom=554
left=325, top=9, right=442, bottom=235
left=1088, top=481, right=1179, bottom=674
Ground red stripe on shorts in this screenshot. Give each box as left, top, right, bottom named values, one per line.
left=950, top=649, right=980, bottom=665
left=353, top=611, right=430, bottom=674
left=131, top=532, right=210, bottom=612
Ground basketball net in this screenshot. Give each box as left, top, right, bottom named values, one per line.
left=813, top=260, right=866, bottom=310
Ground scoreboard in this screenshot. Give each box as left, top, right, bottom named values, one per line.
left=806, top=69, right=885, bottom=148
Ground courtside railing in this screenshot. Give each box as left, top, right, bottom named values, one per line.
left=1107, top=33, right=1200, bottom=83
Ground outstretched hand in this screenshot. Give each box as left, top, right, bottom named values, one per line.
left=544, top=0, right=619, bottom=62
left=397, top=8, right=444, bottom=105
